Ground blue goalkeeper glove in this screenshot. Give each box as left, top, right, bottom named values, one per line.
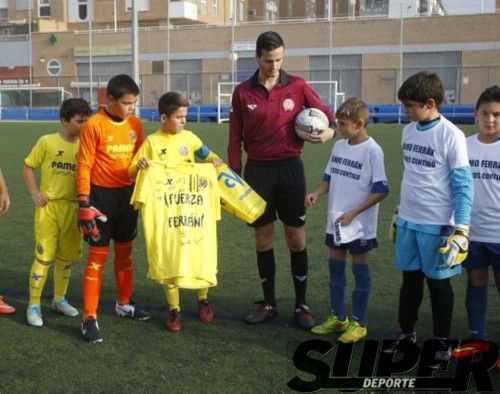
left=78, top=196, right=107, bottom=240
left=439, top=224, right=469, bottom=267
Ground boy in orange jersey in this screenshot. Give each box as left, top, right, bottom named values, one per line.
left=77, top=74, right=149, bottom=343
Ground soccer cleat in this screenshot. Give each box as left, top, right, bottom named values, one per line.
left=197, top=299, right=214, bottom=324
left=26, top=304, right=43, bottom=327
left=115, top=301, right=150, bottom=321
left=295, top=304, right=316, bottom=329
left=165, top=309, right=182, bottom=332
left=52, top=298, right=78, bottom=317
left=245, top=301, right=278, bottom=324
left=0, top=296, right=15, bottom=314
left=339, top=321, right=367, bottom=343
left=81, top=316, right=103, bottom=343
left=427, top=338, right=453, bottom=369
left=383, top=329, right=417, bottom=353
left=311, top=314, right=349, bottom=335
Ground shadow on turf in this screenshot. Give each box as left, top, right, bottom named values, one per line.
left=2, top=287, right=454, bottom=342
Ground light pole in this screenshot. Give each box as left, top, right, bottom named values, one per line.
left=230, top=0, right=236, bottom=85
left=28, top=1, right=32, bottom=107
left=131, top=0, right=140, bottom=115
left=88, top=16, right=93, bottom=106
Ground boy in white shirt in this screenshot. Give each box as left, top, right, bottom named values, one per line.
left=463, top=85, right=500, bottom=340
left=389, top=72, right=473, bottom=345
left=305, top=98, right=388, bottom=343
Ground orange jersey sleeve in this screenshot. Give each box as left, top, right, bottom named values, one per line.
left=76, top=108, right=144, bottom=195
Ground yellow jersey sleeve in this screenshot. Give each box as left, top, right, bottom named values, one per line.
left=25, top=133, right=79, bottom=201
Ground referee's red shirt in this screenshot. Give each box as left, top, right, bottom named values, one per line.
left=228, top=70, right=335, bottom=172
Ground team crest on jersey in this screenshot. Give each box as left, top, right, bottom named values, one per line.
left=107, top=135, right=114, bottom=143
left=129, top=130, right=137, bottom=143
left=197, top=177, right=208, bottom=189
left=283, top=98, right=295, bottom=111
left=36, top=243, right=44, bottom=255
left=179, top=145, right=189, bottom=156
left=247, top=104, right=257, bottom=111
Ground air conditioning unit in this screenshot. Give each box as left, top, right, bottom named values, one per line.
left=248, top=8, right=256, bottom=17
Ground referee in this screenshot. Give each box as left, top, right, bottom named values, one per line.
left=228, top=31, right=336, bottom=329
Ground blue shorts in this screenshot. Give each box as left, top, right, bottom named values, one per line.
left=394, top=224, right=461, bottom=279
left=325, top=234, right=378, bottom=255
left=462, top=241, right=500, bottom=272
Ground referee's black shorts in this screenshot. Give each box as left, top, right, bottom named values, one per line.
left=87, top=184, right=138, bottom=246
left=244, top=156, right=306, bottom=228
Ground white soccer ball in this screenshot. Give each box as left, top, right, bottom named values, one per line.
left=295, top=108, right=329, bottom=139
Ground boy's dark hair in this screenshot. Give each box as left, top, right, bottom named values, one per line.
left=158, top=91, right=189, bottom=117
left=476, top=85, right=500, bottom=110
left=106, top=74, right=140, bottom=99
left=256, top=31, right=284, bottom=57
left=335, top=97, right=370, bottom=126
left=59, top=98, right=92, bottom=121
left=398, top=71, right=444, bottom=107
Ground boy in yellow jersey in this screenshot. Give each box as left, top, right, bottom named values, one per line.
left=0, top=168, right=16, bottom=314
left=129, top=91, right=222, bottom=332
left=23, top=98, right=92, bottom=327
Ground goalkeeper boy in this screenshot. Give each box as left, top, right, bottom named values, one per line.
left=389, top=72, right=473, bottom=344
left=129, top=91, right=222, bottom=332
left=23, top=98, right=92, bottom=327
left=77, top=74, right=150, bottom=343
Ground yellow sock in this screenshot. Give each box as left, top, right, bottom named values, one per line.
left=164, top=284, right=180, bottom=311
left=53, top=259, right=72, bottom=301
left=197, top=288, right=209, bottom=301
left=28, top=259, right=50, bottom=305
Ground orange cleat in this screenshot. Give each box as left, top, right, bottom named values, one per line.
left=0, top=296, right=16, bottom=314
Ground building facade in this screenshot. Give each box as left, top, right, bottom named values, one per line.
left=0, top=1, right=498, bottom=107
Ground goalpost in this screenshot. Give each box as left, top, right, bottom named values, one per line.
left=0, top=86, right=73, bottom=109
left=217, top=80, right=344, bottom=124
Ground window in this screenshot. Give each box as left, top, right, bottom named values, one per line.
left=79, top=0, right=88, bottom=20
left=305, top=0, right=316, bottom=19
left=199, top=0, right=206, bottom=14
left=362, top=0, right=389, bottom=17
left=238, top=0, right=244, bottom=21
left=68, top=0, right=92, bottom=22
left=0, top=0, right=7, bottom=20
left=152, top=60, right=164, bottom=75
left=170, top=60, right=202, bottom=104
left=126, top=0, right=150, bottom=12
left=310, top=55, right=362, bottom=100
left=265, top=0, right=277, bottom=20
left=419, top=0, right=429, bottom=14
left=16, top=0, right=32, bottom=10
left=212, top=0, right=217, bottom=16
left=39, top=0, right=50, bottom=17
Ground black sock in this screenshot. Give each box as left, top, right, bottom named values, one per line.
left=427, top=277, right=454, bottom=338
left=291, top=249, right=308, bottom=308
left=257, top=249, right=276, bottom=305
left=398, top=270, right=425, bottom=333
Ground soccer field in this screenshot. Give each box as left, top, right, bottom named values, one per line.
left=0, top=121, right=497, bottom=392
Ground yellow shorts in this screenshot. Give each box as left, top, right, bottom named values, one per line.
left=34, top=200, right=83, bottom=262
